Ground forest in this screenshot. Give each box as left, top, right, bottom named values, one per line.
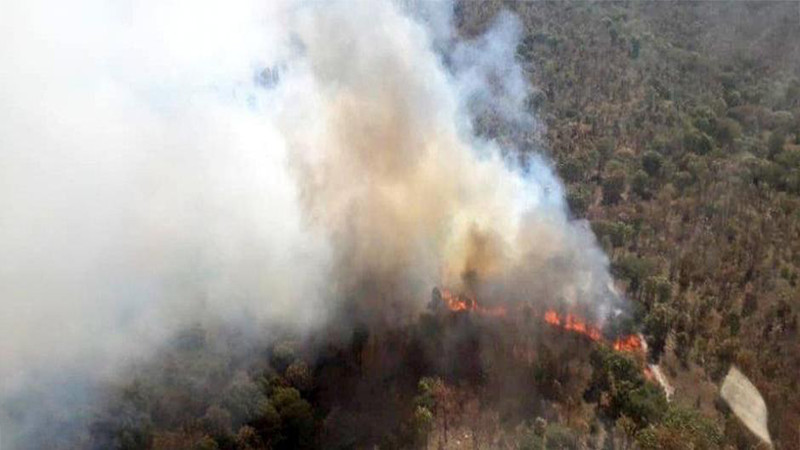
left=95, top=3, right=798, bottom=448
left=3, top=1, right=800, bottom=449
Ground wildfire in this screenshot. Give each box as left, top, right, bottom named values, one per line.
left=544, top=310, right=560, bottom=326
left=437, top=289, right=644, bottom=355
left=439, top=288, right=507, bottom=317
left=613, top=334, right=645, bottom=352
left=543, top=309, right=602, bottom=341
left=543, top=308, right=646, bottom=356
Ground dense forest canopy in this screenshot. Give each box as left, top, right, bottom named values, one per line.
left=2, top=1, right=800, bottom=449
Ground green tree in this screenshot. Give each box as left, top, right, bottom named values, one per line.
left=713, top=117, right=742, bottom=147
left=411, top=406, right=434, bottom=447
left=644, top=303, right=673, bottom=358
left=285, top=361, right=313, bottom=392
left=642, top=150, right=664, bottom=177
left=270, top=342, right=296, bottom=373
left=202, top=405, right=233, bottom=441
left=270, top=387, right=316, bottom=449
left=223, top=372, right=266, bottom=425
left=636, top=406, right=721, bottom=449
left=585, top=347, right=667, bottom=428
left=632, top=170, right=653, bottom=199
left=683, top=128, right=713, bottom=155
left=603, top=169, right=627, bottom=205
left=768, top=130, right=786, bottom=158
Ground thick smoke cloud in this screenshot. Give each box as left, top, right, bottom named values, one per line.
left=0, top=0, right=616, bottom=446
left=278, top=2, right=616, bottom=317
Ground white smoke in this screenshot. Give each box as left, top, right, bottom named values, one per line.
left=0, top=0, right=616, bottom=446
left=0, top=2, right=330, bottom=444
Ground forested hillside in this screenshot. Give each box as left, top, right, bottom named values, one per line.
left=14, top=2, right=800, bottom=449
left=478, top=1, right=800, bottom=446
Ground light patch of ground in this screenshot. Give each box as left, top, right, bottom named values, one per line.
left=721, top=366, right=772, bottom=447
left=648, top=363, right=675, bottom=401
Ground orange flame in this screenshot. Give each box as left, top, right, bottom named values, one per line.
left=563, top=313, right=602, bottom=341
left=543, top=309, right=645, bottom=355
left=437, top=290, right=643, bottom=355
left=543, top=310, right=602, bottom=341
left=439, top=289, right=507, bottom=317
left=612, top=334, right=645, bottom=352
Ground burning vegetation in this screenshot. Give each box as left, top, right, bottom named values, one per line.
left=435, top=287, right=645, bottom=356
left=8, top=0, right=789, bottom=447
left=82, top=286, right=668, bottom=450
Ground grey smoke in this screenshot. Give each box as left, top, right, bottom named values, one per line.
left=0, top=0, right=617, bottom=447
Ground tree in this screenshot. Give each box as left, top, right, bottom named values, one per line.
left=612, top=255, right=654, bottom=294
left=629, top=36, right=641, bottom=59
left=713, top=117, right=742, bottom=147
left=642, top=150, right=664, bottom=177
left=585, top=347, right=667, bottom=428
left=417, top=377, right=456, bottom=447
left=683, top=128, right=713, bottom=155
left=768, top=130, right=786, bottom=159
left=632, top=170, right=653, bottom=200
left=411, top=406, right=434, bottom=448
left=285, top=361, right=313, bottom=392
left=270, top=342, right=296, bottom=373
left=596, top=137, right=616, bottom=172
left=223, top=372, right=266, bottom=426
left=603, top=169, right=627, bottom=205
left=642, top=276, right=672, bottom=306
left=644, top=303, right=673, bottom=358
left=636, top=406, right=721, bottom=449
left=202, top=405, right=233, bottom=441
left=566, top=185, right=592, bottom=217
left=152, top=431, right=218, bottom=450
left=235, top=426, right=263, bottom=450
left=270, top=387, right=316, bottom=449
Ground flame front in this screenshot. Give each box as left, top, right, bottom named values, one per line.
left=542, top=309, right=603, bottom=341
left=612, top=334, right=645, bottom=352
left=438, top=290, right=644, bottom=355
left=544, top=308, right=645, bottom=354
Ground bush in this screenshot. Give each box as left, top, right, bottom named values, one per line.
left=270, top=387, right=316, bottom=449
left=644, top=303, right=673, bottom=358
left=713, top=117, right=742, bottom=147
left=636, top=406, right=722, bottom=449
left=602, top=170, right=627, bottom=205
left=612, top=255, right=655, bottom=292
left=642, top=150, right=664, bottom=177
left=591, top=220, right=634, bottom=248
left=585, top=347, right=667, bottom=428
left=566, top=185, right=592, bottom=217
left=683, top=128, right=714, bottom=155
left=632, top=170, right=653, bottom=199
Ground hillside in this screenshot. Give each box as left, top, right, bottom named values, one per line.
left=3, top=1, right=800, bottom=449
left=487, top=1, right=800, bottom=447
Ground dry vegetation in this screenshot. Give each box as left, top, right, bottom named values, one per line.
left=45, top=2, right=800, bottom=449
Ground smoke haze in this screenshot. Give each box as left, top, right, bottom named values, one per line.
left=0, top=0, right=617, bottom=446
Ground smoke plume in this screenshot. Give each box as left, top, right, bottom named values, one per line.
left=0, top=0, right=617, bottom=446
